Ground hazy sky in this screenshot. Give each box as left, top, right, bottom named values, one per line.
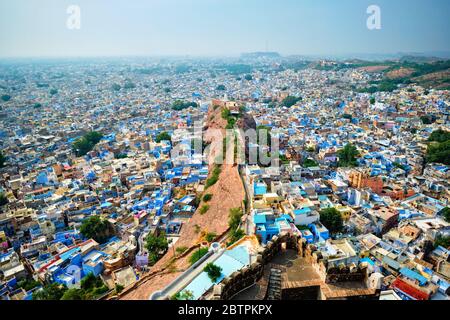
left=0, top=0, right=449, bottom=58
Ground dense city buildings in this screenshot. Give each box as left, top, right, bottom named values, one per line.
left=0, top=55, right=449, bottom=302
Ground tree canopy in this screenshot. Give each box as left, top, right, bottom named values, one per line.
left=203, top=263, right=222, bottom=282
left=1, top=94, right=11, bottom=102
left=79, top=215, right=112, bottom=244
left=72, top=131, right=103, bottom=157
left=319, top=207, right=343, bottom=234
left=426, top=140, right=450, bottom=165
left=60, top=273, right=109, bottom=300
left=441, top=207, right=450, bottom=223
left=171, top=100, right=198, bottom=111
left=0, top=192, right=8, bottom=207
left=0, top=151, right=6, bottom=168
left=303, top=158, right=318, bottom=168
left=228, top=208, right=245, bottom=245
left=145, top=232, right=169, bottom=265
left=32, top=283, right=67, bottom=300
left=155, top=131, right=171, bottom=143
left=337, top=143, right=359, bottom=167
left=281, top=95, right=302, bottom=107
left=428, top=129, right=450, bottom=143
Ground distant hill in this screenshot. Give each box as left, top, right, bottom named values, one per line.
left=241, top=52, right=281, bottom=59
left=398, top=55, right=444, bottom=63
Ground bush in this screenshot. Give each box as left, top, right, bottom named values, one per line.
left=32, top=283, right=67, bottom=300
left=205, top=165, right=221, bottom=189
left=204, top=263, right=222, bottom=282
left=205, top=232, right=217, bottom=243
left=199, top=205, right=210, bottom=215
left=175, top=246, right=188, bottom=255
left=171, top=290, right=194, bottom=300
left=17, top=278, right=41, bottom=291
left=189, top=247, right=209, bottom=265
left=115, top=284, right=124, bottom=294
left=203, top=194, right=213, bottom=202
left=228, top=208, right=245, bottom=245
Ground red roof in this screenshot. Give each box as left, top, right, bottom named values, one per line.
left=392, top=278, right=429, bottom=300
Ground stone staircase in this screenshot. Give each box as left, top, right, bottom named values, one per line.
left=266, top=268, right=282, bottom=300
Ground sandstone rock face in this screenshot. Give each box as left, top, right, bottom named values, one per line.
left=120, top=103, right=246, bottom=300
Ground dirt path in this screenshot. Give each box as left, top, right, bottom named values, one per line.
left=119, top=105, right=245, bottom=300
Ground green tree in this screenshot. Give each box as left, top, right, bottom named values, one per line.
left=303, top=158, right=318, bottom=168
left=204, top=263, right=222, bottom=282
left=281, top=96, right=302, bottom=107
left=32, top=283, right=67, bottom=300
left=337, top=143, right=359, bottom=167
left=123, top=81, right=136, bottom=89
left=79, top=215, right=111, bottom=244
left=115, top=284, right=124, bottom=294
left=49, top=88, right=58, bottom=95
left=441, top=207, right=450, bottom=223
left=434, top=235, right=450, bottom=249
left=426, top=140, right=450, bottom=165
left=171, top=100, right=198, bottom=111
left=205, top=232, right=217, bottom=243
left=61, top=288, right=84, bottom=300
left=228, top=208, right=245, bottom=245
left=216, top=84, right=226, bottom=91
left=17, top=278, right=41, bottom=291
left=1, top=94, right=11, bottom=102
left=229, top=208, right=243, bottom=230
left=72, top=131, right=103, bottom=157
left=203, top=194, right=212, bottom=202
left=421, top=115, right=435, bottom=125
left=244, top=74, right=253, bottom=81
left=111, top=83, right=121, bottom=91
left=0, top=192, right=8, bottom=207
left=0, top=151, right=6, bottom=168
left=155, top=131, right=171, bottom=143
left=172, top=290, right=194, bottom=300
left=145, top=232, right=169, bottom=264
left=428, top=129, right=450, bottom=143
left=319, top=208, right=343, bottom=234
left=370, top=97, right=376, bottom=105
